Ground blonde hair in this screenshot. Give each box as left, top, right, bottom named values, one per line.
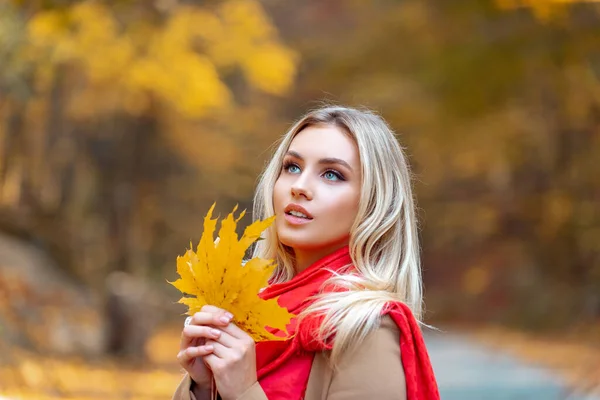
left=252, top=105, right=424, bottom=363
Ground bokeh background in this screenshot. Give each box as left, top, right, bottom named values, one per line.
left=0, top=0, right=599, bottom=398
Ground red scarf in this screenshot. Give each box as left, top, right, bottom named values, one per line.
left=255, top=246, right=440, bottom=399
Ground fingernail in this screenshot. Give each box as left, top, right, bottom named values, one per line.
left=211, top=328, right=221, bottom=337
left=225, top=312, right=234, bottom=319
left=220, top=316, right=231, bottom=324
left=204, top=344, right=214, bottom=351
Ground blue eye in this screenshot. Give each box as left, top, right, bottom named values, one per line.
left=324, top=170, right=343, bottom=181
left=285, top=163, right=301, bottom=174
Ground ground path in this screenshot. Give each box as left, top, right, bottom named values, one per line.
left=426, top=330, right=599, bottom=400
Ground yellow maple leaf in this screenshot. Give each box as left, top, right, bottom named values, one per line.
left=170, top=203, right=293, bottom=341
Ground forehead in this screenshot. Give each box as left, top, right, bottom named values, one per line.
left=288, top=125, right=359, bottom=162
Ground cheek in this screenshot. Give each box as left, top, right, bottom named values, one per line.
left=325, top=190, right=360, bottom=228
left=338, top=200, right=358, bottom=227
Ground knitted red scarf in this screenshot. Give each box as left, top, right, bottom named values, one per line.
left=255, top=246, right=440, bottom=399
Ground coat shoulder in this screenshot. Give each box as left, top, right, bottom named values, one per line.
left=305, top=315, right=406, bottom=400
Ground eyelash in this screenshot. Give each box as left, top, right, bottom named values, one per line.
left=282, top=161, right=346, bottom=181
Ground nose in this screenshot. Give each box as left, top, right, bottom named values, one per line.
left=290, top=174, right=313, bottom=200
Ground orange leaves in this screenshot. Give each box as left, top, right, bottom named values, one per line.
left=170, top=203, right=293, bottom=342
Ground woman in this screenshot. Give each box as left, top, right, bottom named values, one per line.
left=173, top=105, right=440, bottom=400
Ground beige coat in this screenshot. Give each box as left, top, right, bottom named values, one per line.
left=172, top=316, right=407, bottom=400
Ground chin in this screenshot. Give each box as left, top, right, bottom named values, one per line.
left=278, top=233, right=344, bottom=253
left=276, top=223, right=349, bottom=252
left=277, top=234, right=311, bottom=250
left=277, top=231, right=315, bottom=250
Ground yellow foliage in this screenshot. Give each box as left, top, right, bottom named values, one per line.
left=170, top=203, right=293, bottom=342
left=22, top=0, right=297, bottom=118
left=28, top=3, right=134, bottom=80
left=243, top=42, right=299, bottom=95
left=207, top=0, right=298, bottom=94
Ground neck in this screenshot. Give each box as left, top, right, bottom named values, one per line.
left=293, top=242, right=349, bottom=274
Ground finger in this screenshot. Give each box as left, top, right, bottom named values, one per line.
left=183, top=325, right=224, bottom=340
left=179, top=331, right=198, bottom=350
left=179, top=311, right=232, bottom=349
left=180, top=325, right=222, bottom=350
left=192, top=336, right=205, bottom=347
left=177, top=345, right=214, bottom=365
left=203, top=353, right=223, bottom=373
left=205, top=328, right=236, bottom=348
left=201, top=305, right=234, bottom=321
left=219, top=321, right=251, bottom=340
left=191, top=311, right=232, bottom=326
left=204, top=339, right=229, bottom=359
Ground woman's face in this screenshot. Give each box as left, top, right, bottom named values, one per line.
left=273, top=124, right=361, bottom=257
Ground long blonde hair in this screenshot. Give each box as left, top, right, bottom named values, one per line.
left=252, top=105, right=423, bottom=363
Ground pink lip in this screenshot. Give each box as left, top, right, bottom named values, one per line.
left=283, top=203, right=313, bottom=225
left=284, top=203, right=314, bottom=219
left=284, top=213, right=312, bottom=225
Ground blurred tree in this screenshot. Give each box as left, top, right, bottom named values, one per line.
left=0, top=0, right=297, bottom=284
left=0, top=0, right=298, bottom=357
left=263, top=0, right=600, bottom=329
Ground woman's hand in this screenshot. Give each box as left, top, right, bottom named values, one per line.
left=203, top=308, right=258, bottom=400
left=177, top=306, right=233, bottom=389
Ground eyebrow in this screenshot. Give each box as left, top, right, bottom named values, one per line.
left=285, top=150, right=354, bottom=172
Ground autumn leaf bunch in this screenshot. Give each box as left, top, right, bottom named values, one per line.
left=170, top=203, right=292, bottom=341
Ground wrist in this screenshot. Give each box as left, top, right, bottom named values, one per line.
left=190, top=379, right=212, bottom=400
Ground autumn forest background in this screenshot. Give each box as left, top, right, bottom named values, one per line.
left=0, top=0, right=599, bottom=398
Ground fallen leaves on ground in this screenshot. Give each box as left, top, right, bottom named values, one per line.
left=0, top=324, right=185, bottom=399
